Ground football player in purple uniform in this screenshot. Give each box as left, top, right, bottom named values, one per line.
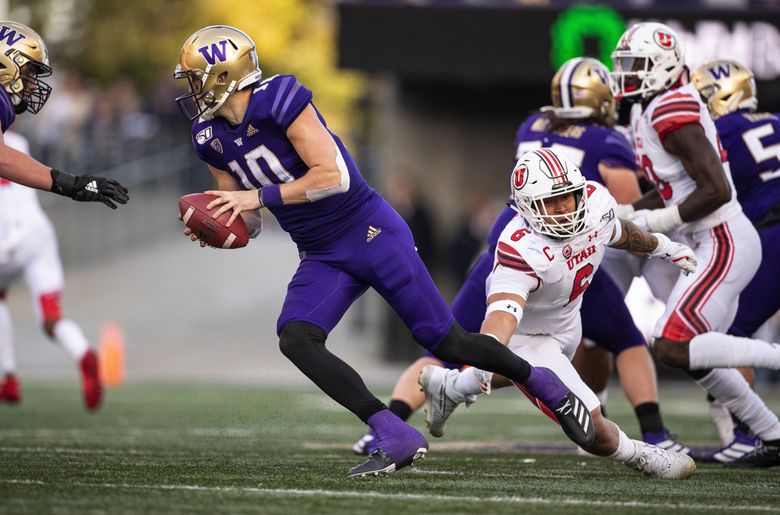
left=693, top=59, right=780, bottom=466
left=173, top=25, right=594, bottom=477
left=0, top=22, right=128, bottom=208
left=354, top=57, right=689, bottom=457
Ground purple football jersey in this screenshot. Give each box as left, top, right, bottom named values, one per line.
left=716, top=110, right=780, bottom=225
left=514, top=113, right=636, bottom=183
left=190, top=74, right=379, bottom=251
left=0, top=87, right=16, bottom=132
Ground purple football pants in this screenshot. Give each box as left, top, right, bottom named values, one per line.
left=277, top=199, right=454, bottom=349
left=728, top=223, right=780, bottom=337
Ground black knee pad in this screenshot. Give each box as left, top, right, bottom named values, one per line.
left=278, top=321, right=327, bottom=360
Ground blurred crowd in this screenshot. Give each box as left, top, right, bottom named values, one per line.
left=13, top=70, right=190, bottom=175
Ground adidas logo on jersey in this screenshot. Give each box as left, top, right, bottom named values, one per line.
left=247, top=124, right=259, bottom=137
left=85, top=180, right=98, bottom=194
left=366, top=225, right=382, bottom=242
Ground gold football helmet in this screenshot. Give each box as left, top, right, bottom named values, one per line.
left=549, top=57, right=615, bottom=123
left=174, top=25, right=263, bottom=121
left=0, top=21, right=52, bottom=114
left=692, top=59, right=757, bottom=119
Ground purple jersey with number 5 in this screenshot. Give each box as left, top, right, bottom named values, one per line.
left=514, top=113, right=636, bottom=182
left=190, top=74, right=380, bottom=251
left=715, top=110, right=780, bottom=225
left=0, top=87, right=17, bottom=132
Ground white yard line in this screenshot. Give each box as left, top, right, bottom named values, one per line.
left=1, top=479, right=776, bottom=512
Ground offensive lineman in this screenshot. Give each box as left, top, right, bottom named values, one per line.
left=612, top=22, right=780, bottom=467
left=0, top=22, right=128, bottom=208
left=420, top=147, right=697, bottom=478
left=173, top=25, right=593, bottom=477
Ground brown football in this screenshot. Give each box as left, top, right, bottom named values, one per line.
left=178, top=193, right=249, bottom=249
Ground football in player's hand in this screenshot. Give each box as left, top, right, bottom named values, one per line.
left=178, top=193, right=249, bottom=249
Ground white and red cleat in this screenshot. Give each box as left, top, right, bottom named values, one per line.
left=0, top=374, right=20, bottom=404
left=79, top=350, right=103, bottom=411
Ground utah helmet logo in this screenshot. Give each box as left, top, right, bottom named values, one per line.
left=653, top=30, right=675, bottom=49
left=513, top=164, right=528, bottom=189
left=563, top=245, right=572, bottom=259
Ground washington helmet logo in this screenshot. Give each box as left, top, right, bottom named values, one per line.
left=0, top=26, right=25, bottom=46
left=708, top=63, right=732, bottom=80
left=198, top=40, right=229, bottom=65
left=513, top=164, right=528, bottom=189
left=653, top=30, right=675, bottom=49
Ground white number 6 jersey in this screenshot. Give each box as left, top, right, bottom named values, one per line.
left=487, top=181, right=621, bottom=341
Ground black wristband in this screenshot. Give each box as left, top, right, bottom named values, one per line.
left=50, top=168, right=76, bottom=197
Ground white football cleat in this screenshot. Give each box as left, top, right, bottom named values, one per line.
left=419, top=365, right=463, bottom=438
left=627, top=442, right=696, bottom=479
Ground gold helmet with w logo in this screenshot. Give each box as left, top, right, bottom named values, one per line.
left=0, top=21, right=52, bottom=114
left=692, top=59, right=757, bottom=119
left=174, top=25, right=263, bottom=121
left=550, top=57, right=615, bottom=123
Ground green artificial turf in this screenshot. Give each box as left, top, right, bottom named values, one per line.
left=1, top=383, right=778, bottom=514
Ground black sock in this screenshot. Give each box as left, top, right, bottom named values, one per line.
left=635, top=402, right=664, bottom=434
left=732, top=414, right=751, bottom=434
left=388, top=399, right=413, bottom=421
left=432, top=323, right=531, bottom=383
left=279, top=322, right=386, bottom=423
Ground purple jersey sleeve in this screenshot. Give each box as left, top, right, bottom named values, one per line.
left=600, top=130, right=637, bottom=170
left=264, top=75, right=313, bottom=132
left=0, top=88, right=16, bottom=133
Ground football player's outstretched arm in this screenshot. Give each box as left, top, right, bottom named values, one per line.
left=663, top=124, right=731, bottom=221
left=610, top=219, right=697, bottom=275
left=0, top=133, right=128, bottom=208
left=207, top=104, right=348, bottom=225
left=0, top=133, right=129, bottom=208
left=480, top=293, right=527, bottom=346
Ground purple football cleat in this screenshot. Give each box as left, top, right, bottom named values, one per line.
left=643, top=428, right=692, bottom=455
left=347, top=410, right=428, bottom=477
left=523, top=367, right=595, bottom=447
left=705, top=428, right=761, bottom=464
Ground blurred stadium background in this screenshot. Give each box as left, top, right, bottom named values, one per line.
left=4, top=0, right=780, bottom=390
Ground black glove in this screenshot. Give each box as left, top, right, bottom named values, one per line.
left=50, top=169, right=129, bottom=209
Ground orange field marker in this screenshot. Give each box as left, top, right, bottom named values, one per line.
left=98, top=321, right=125, bottom=387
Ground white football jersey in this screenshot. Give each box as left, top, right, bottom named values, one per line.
left=487, top=181, right=620, bottom=338
left=0, top=131, right=47, bottom=255
left=629, top=83, right=742, bottom=234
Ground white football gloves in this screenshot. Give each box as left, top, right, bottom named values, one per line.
left=650, top=232, right=697, bottom=275
left=622, top=205, right=683, bottom=233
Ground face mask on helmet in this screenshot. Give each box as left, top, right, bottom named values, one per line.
left=511, top=148, right=590, bottom=239
left=14, top=59, right=52, bottom=114
left=610, top=23, right=685, bottom=101
left=0, top=22, right=53, bottom=115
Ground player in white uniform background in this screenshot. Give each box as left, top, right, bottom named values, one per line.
left=0, top=130, right=102, bottom=410
left=421, top=148, right=697, bottom=478
left=612, top=22, right=780, bottom=467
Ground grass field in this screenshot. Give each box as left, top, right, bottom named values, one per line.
left=1, top=383, right=779, bottom=514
